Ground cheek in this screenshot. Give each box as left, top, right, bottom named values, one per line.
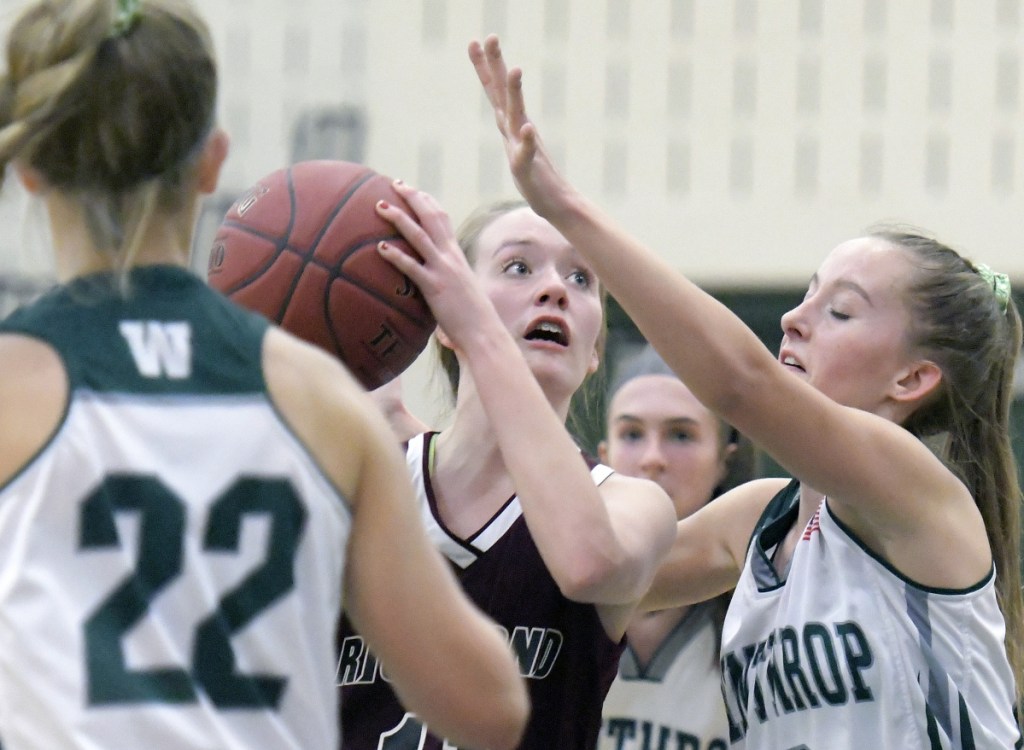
left=822, top=340, right=894, bottom=393
left=484, top=293, right=520, bottom=334
left=606, top=443, right=643, bottom=474
left=577, top=296, right=605, bottom=349
left=661, top=467, right=714, bottom=519
left=666, top=449, right=722, bottom=491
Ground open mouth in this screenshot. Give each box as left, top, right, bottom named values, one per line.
left=525, top=320, right=569, bottom=347
left=781, top=355, right=806, bottom=373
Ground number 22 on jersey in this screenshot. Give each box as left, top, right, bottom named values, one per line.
left=80, top=473, right=305, bottom=708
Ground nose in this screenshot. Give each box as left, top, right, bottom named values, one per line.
left=535, top=269, right=568, bottom=310
left=639, top=439, right=667, bottom=474
left=780, top=299, right=808, bottom=340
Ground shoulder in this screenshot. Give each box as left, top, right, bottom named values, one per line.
left=598, top=472, right=678, bottom=557
left=599, top=471, right=671, bottom=512
left=262, top=328, right=400, bottom=501
left=697, top=476, right=793, bottom=557
left=0, top=330, right=64, bottom=370
left=0, top=333, right=68, bottom=483
left=0, top=333, right=67, bottom=402
left=720, top=476, right=793, bottom=507
left=263, top=327, right=378, bottom=437
left=714, top=476, right=794, bottom=527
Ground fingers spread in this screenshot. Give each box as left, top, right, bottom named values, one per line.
left=507, top=67, right=527, bottom=127
left=468, top=39, right=492, bottom=90
left=484, top=35, right=509, bottom=84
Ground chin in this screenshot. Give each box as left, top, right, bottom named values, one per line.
left=529, top=365, right=583, bottom=403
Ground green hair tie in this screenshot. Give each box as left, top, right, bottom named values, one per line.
left=975, top=263, right=1011, bottom=314
left=111, top=0, right=142, bottom=37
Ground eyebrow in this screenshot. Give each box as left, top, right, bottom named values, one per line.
left=808, top=273, right=873, bottom=306
left=613, top=414, right=701, bottom=428
left=492, top=238, right=535, bottom=257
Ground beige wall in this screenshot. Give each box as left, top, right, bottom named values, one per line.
left=2, top=0, right=1022, bottom=422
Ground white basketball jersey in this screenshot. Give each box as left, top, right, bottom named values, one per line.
left=599, top=604, right=730, bottom=750
left=721, top=481, right=1021, bottom=749
left=0, top=267, right=353, bottom=750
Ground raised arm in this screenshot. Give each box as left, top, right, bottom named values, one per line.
left=467, top=36, right=973, bottom=573
left=264, top=329, right=528, bottom=750
left=375, top=187, right=676, bottom=619
left=641, top=478, right=790, bottom=612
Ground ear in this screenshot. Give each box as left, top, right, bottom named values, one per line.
left=597, top=439, right=609, bottom=464
left=715, top=442, right=738, bottom=489
left=587, top=344, right=600, bottom=375
left=13, top=162, right=44, bottom=194
left=891, top=359, right=943, bottom=405
left=196, top=127, right=230, bottom=194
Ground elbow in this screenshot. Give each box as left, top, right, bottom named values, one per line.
left=554, top=547, right=633, bottom=603
left=413, top=659, right=530, bottom=750
left=555, top=512, right=678, bottom=603
left=484, top=683, right=530, bottom=750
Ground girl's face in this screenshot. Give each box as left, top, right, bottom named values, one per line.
left=779, top=237, right=919, bottom=416
left=599, top=375, right=730, bottom=520
left=472, top=207, right=604, bottom=397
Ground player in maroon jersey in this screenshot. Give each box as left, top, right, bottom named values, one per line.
left=338, top=195, right=678, bottom=750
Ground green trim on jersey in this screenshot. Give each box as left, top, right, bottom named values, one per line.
left=0, top=265, right=268, bottom=395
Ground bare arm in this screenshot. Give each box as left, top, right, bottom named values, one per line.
left=641, top=478, right=788, bottom=612
left=468, top=36, right=980, bottom=586
left=265, top=329, right=528, bottom=750
left=0, top=334, right=67, bottom=485
left=369, top=375, right=432, bottom=443
left=376, top=188, right=677, bottom=613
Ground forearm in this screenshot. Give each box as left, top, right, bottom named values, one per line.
left=459, top=320, right=642, bottom=601
left=542, top=193, right=780, bottom=429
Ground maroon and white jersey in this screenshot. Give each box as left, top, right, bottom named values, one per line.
left=337, top=432, right=624, bottom=750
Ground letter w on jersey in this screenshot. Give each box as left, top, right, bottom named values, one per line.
left=119, top=321, right=192, bottom=379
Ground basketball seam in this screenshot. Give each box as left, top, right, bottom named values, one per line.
left=272, top=166, right=310, bottom=323
left=218, top=164, right=433, bottom=385
left=284, top=172, right=430, bottom=362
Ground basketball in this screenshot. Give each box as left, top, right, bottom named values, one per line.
left=207, top=160, right=435, bottom=390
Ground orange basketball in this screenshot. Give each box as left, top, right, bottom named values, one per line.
left=207, top=160, right=435, bottom=390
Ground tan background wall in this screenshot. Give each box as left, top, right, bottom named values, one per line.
left=1, top=0, right=1022, bottom=425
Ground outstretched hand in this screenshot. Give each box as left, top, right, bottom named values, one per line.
left=468, top=35, right=574, bottom=220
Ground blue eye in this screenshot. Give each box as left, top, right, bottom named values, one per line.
left=617, top=427, right=644, bottom=443
left=503, top=259, right=529, bottom=276
left=569, top=269, right=592, bottom=288
left=667, top=430, right=693, bottom=443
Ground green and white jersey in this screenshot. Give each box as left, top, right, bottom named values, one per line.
left=0, top=266, right=352, bottom=750
left=721, top=480, right=1021, bottom=750
left=599, top=603, right=730, bottom=750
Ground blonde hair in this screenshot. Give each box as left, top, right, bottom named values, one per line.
left=0, top=0, right=217, bottom=283
left=435, top=199, right=609, bottom=439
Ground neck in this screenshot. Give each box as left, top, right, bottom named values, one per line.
left=798, top=483, right=826, bottom=519
left=45, top=189, right=197, bottom=282
left=451, top=363, right=575, bottom=423
left=436, top=394, right=507, bottom=487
